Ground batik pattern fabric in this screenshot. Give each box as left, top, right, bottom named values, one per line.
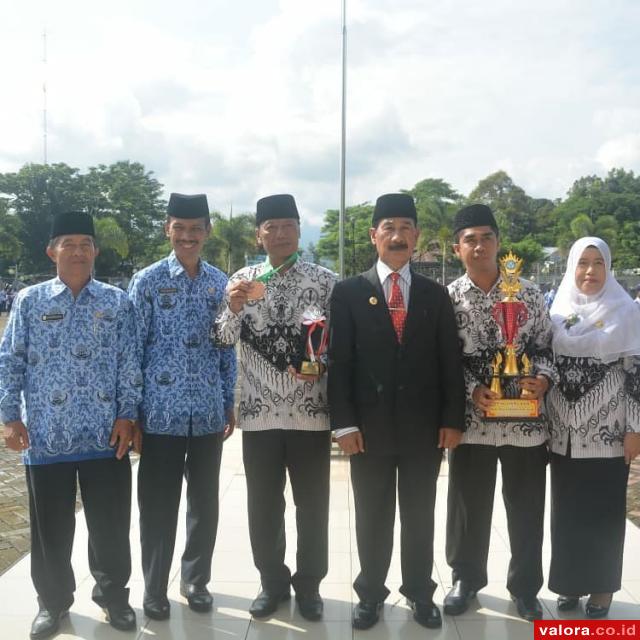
left=213, top=260, right=336, bottom=432
left=546, top=354, right=640, bottom=458
left=448, top=273, right=557, bottom=446
left=0, top=278, right=142, bottom=465
left=128, top=252, right=236, bottom=436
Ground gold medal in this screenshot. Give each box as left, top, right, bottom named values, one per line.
left=246, top=281, right=266, bottom=300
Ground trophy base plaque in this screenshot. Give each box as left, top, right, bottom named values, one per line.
left=299, top=360, right=321, bottom=376
left=484, top=398, right=540, bottom=422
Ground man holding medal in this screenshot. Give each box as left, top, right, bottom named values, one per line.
left=328, top=193, right=466, bottom=631
left=213, top=194, right=337, bottom=621
left=128, top=193, right=237, bottom=620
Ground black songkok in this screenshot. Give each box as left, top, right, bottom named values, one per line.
left=255, top=194, right=300, bottom=226
left=167, top=193, right=210, bottom=219
left=453, top=204, right=498, bottom=236
left=371, top=193, right=417, bottom=227
left=50, top=212, right=95, bottom=240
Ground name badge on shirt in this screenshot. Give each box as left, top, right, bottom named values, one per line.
left=158, top=287, right=178, bottom=294
left=41, top=313, right=64, bottom=322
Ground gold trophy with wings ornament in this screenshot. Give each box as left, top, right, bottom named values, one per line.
left=484, top=251, right=540, bottom=421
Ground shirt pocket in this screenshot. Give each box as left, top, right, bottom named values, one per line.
left=38, top=309, right=67, bottom=353
left=92, top=309, right=118, bottom=349
left=155, top=291, right=180, bottom=337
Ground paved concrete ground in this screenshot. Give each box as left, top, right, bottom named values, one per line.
left=0, top=433, right=639, bottom=640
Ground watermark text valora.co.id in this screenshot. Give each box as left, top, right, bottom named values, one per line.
left=534, top=621, right=638, bottom=639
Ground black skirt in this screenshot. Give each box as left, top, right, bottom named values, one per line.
left=549, top=451, right=629, bottom=595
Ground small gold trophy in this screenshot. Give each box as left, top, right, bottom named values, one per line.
left=484, top=251, right=540, bottom=421
left=297, top=308, right=328, bottom=376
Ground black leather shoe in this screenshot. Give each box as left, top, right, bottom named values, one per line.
left=104, top=602, right=137, bottom=631
left=352, top=601, right=383, bottom=630
left=511, top=595, right=543, bottom=622
left=249, top=590, right=291, bottom=618
left=444, top=580, right=477, bottom=616
left=585, top=595, right=612, bottom=619
left=30, top=608, right=68, bottom=640
left=143, top=595, right=170, bottom=621
left=557, top=595, right=580, bottom=612
left=406, top=599, right=442, bottom=629
left=180, top=582, right=213, bottom=613
left=296, top=592, right=323, bottom=621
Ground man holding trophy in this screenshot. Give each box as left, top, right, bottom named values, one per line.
left=213, top=194, right=336, bottom=621
left=444, top=204, right=557, bottom=622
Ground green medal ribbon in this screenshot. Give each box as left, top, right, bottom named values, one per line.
left=255, top=251, right=300, bottom=283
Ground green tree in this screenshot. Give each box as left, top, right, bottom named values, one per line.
left=0, top=199, right=22, bottom=265
left=553, top=168, right=640, bottom=264
left=94, top=217, right=129, bottom=276
left=404, top=178, right=462, bottom=282
left=82, top=161, right=166, bottom=268
left=468, top=171, right=536, bottom=242
left=205, top=212, right=257, bottom=274
left=616, top=221, right=640, bottom=269
left=569, top=213, right=594, bottom=240
left=405, top=178, right=461, bottom=238
left=317, top=204, right=376, bottom=277
left=500, top=236, right=545, bottom=270
left=0, top=163, right=85, bottom=273
left=0, top=161, right=166, bottom=274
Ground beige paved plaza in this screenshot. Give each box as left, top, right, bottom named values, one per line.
left=0, top=433, right=639, bottom=640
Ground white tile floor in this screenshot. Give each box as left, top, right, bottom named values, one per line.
left=1, top=435, right=639, bottom=639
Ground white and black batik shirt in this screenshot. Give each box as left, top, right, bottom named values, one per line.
left=213, top=260, right=336, bottom=432
left=448, top=273, right=558, bottom=447
left=546, top=355, right=640, bottom=459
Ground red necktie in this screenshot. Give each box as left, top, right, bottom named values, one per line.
left=388, top=272, right=406, bottom=343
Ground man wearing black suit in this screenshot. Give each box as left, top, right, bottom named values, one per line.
left=328, top=193, right=466, bottom=630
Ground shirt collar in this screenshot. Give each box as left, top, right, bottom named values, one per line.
left=460, top=271, right=501, bottom=295
left=265, top=255, right=303, bottom=280
left=167, top=251, right=203, bottom=279
left=376, top=259, right=411, bottom=286
left=50, top=276, right=99, bottom=298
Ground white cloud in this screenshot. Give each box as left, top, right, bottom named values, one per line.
left=1, top=0, right=640, bottom=243
left=597, top=134, right=640, bottom=170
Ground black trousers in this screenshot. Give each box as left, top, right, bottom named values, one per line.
left=26, top=456, right=132, bottom=613
left=350, top=447, right=442, bottom=604
left=242, top=429, right=331, bottom=596
left=446, top=443, right=547, bottom=597
left=549, top=452, right=629, bottom=596
left=138, top=432, right=223, bottom=597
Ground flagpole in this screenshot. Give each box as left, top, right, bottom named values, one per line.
left=338, top=0, right=347, bottom=279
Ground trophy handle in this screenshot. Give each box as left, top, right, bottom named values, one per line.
left=490, top=353, right=503, bottom=398
left=520, top=353, right=535, bottom=398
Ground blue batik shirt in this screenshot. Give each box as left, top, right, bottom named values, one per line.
left=0, top=278, right=142, bottom=465
left=128, top=252, right=236, bottom=436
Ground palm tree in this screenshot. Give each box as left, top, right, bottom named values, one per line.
left=206, top=212, right=257, bottom=274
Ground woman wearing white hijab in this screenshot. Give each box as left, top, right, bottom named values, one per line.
left=547, top=236, right=640, bottom=618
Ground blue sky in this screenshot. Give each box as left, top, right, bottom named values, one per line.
left=1, top=0, right=639, bottom=245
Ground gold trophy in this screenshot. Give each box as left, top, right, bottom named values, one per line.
left=484, top=251, right=540, bottom=421
left=297, top=308, right=328, bottom=376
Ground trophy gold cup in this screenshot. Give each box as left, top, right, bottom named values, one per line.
left=484, top=251, right=540, bottom=421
